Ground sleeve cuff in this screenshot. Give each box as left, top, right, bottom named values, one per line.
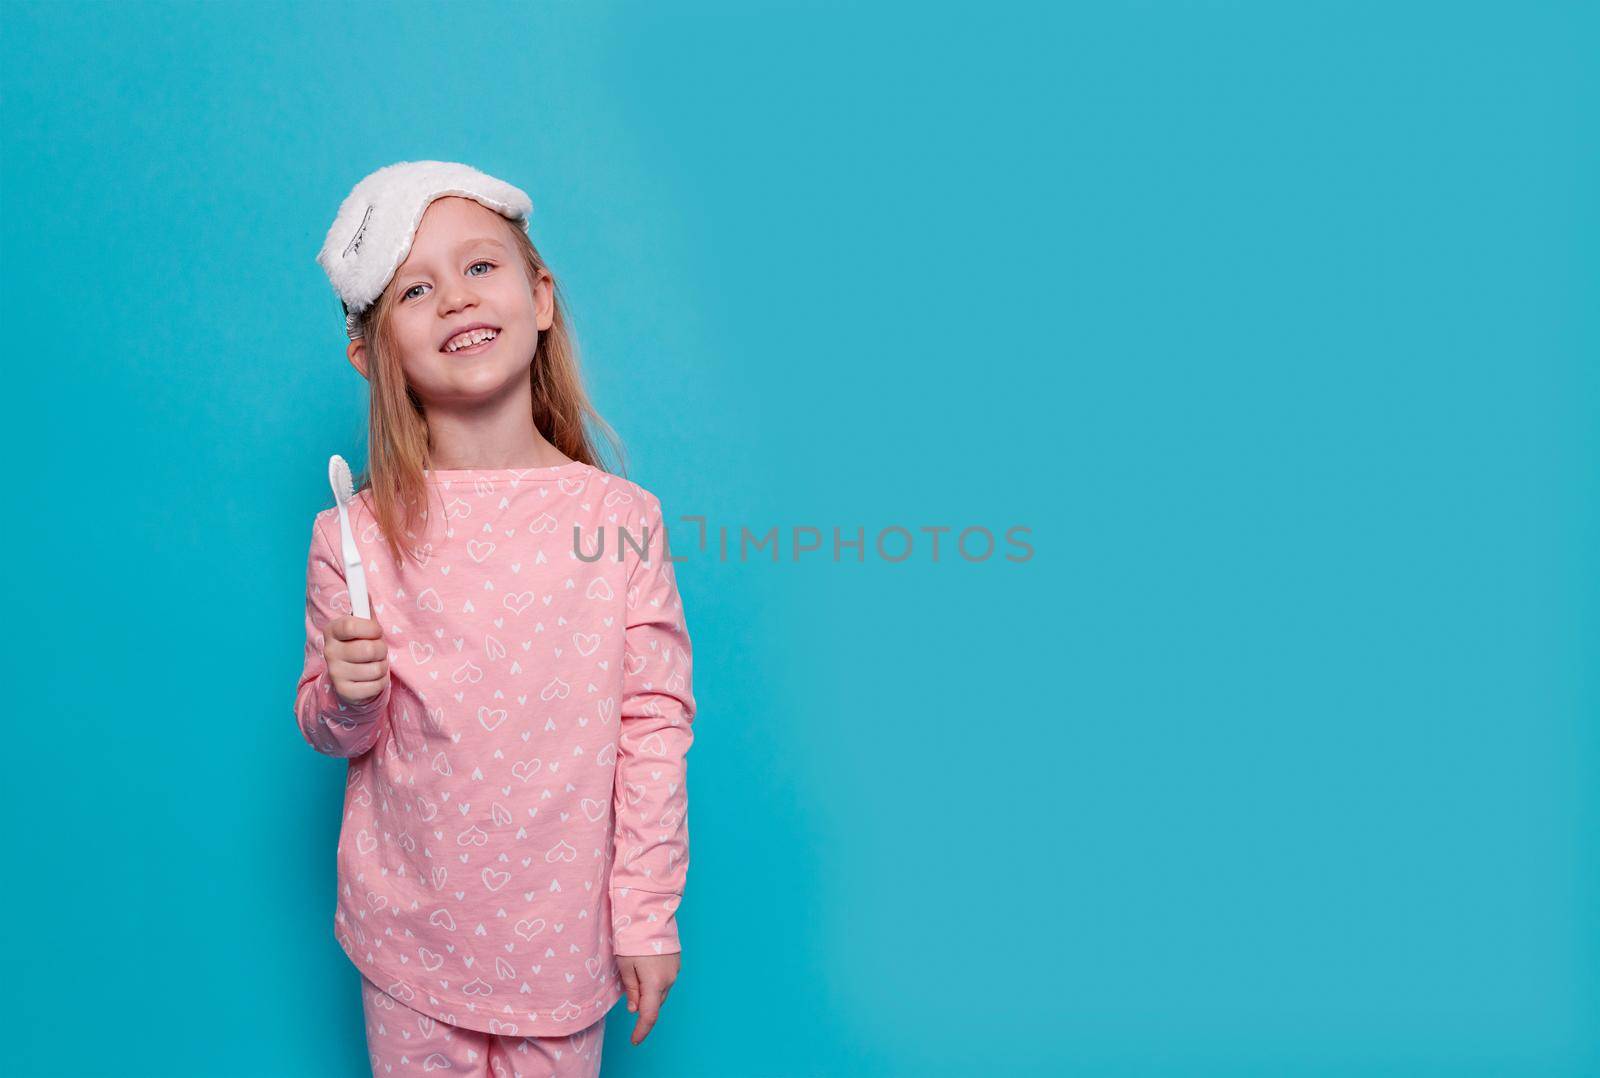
left=611, top=888, right=682, bottom=956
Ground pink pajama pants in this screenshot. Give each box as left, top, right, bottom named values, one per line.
left=360, top=973, right=607, bottom=1078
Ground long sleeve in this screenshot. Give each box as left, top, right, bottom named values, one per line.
left=610, top=502, right=697, bottom=956
left=292, top=514, right=390, bottom=759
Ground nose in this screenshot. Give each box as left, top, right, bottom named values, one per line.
left=436, top=278, right=480, bottom=319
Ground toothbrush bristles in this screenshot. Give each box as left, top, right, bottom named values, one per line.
left=328, top=454, right=355, bottom=504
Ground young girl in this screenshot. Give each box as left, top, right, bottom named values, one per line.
left=295, top=160, right=695, bottom=1078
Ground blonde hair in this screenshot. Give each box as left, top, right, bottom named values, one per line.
left=345, top=215, right=628, bottom=566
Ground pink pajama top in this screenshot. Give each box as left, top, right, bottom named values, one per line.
left=291, top=461, right=695, bottom=1037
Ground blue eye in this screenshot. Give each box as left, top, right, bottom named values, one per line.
left=402, top=261, right=495, bottom=301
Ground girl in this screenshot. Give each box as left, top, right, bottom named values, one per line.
left=295, top=160, right=696, bottom=1078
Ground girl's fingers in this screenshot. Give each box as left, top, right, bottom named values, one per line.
left=330, top=615, right=384, bottom=642
left=619, top=960, right=641, bottom=1013
left=331, top=658, right=387, bottom=684
left=334, top=636, right=387, bottom=663
left=631, top=983, right=665, bottom=1045
left=354, top=639, right=389, bottom=664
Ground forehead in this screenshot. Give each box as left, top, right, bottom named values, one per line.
left=400, top=197, right=510, bottom=269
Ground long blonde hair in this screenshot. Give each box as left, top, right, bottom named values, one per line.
left=345, top=215, right=627, bottom=566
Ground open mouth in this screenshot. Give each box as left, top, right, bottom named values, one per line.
left=441, top=327, right=501, bottom=355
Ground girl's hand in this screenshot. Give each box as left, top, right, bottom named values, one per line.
left=325, top=615, right=389, bottom=705
left=616, top=952, right=680, bottom=1045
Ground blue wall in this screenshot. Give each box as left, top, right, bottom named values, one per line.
left=6, top=2, right=1597, bottom=1074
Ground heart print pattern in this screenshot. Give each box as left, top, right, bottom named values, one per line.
left=293, top=461, right=696, bottom=1038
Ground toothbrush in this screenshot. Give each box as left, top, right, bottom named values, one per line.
left=327, top=454, right=371, bottom=620
left=327, top=453, right=404, bottom=748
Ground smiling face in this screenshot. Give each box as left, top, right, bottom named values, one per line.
left=350, top=195, right=553, bottom=406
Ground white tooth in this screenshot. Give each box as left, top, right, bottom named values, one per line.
left=447, top=328, right=496, bottom=351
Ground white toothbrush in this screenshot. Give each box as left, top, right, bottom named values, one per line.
left=327, top=454, right=371, bottom=620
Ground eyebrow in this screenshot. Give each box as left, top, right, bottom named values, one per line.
left=397, top=237, right=508, bottom=276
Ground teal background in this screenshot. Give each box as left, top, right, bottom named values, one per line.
left=5, top=1, right=1597, bottom=1075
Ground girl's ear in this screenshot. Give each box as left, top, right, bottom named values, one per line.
left=347, top=338, right=371, bottom=380
left=534, top=270, right=555, bottom=332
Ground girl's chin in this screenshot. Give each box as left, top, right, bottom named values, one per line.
left=413, top=363, right=527, bottom=399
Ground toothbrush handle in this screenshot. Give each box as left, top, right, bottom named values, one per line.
left=337, top=504, right=371, bottom=619
left=347, top=556, right=371, bottom=620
